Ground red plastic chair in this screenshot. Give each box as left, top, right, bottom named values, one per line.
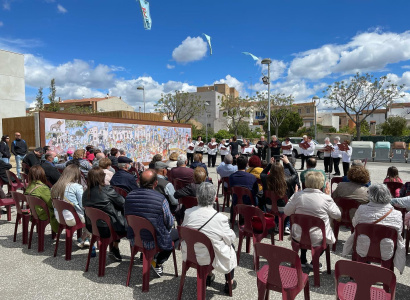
left=255, top=243, right=310, bottom=300
left=264, top=190, right=288, bottom=241
left=290, top=214, right=331, bottom=287
left=52, top=199, right=85, bottom=260
left=174, top=178, right=190, bottom=190
left=235, top=204, right=275, bottom=270
left=26, top=195, right=53, bottom=252
left=384, top=181, right=404, bottom=198
left=179, top=196, right=198, bottom=210
left=352, top=223, right=398, bottom=271
left=125, top=215, right=178, bottom=291
left=22, top=162, right=30, bottom=175
left=335, top=260, right=396, bottom=300
left=330, top=176, right=343, bottom=196
left=332, top=197, right=361, bottom=251
left=393, top=205, right=406, bottom=238
left=20, top=173, right=29, bottom=190
left=11, top=192, right=31, bottom=244
left=217, top=176, right=223, bottom=196
left=113, top=186, right=128, bottom=198
left=361, top=158, right=367, bottom=167
left=177, top=226, right=233, bottom=299
left=6, top=170, right=25, bottom=192
left=57, top=168, right=64, bottom=174
left=84, top=207, right=126, bottom=277
left=0, top=195, right=14, bottom=221
left=231, top=186, right=256, bottom=228
left=222, top=177, right=232, bottom=212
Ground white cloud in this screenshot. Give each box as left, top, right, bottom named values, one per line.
left=0, top=21, right=3, bottom=27
left=3, top=1, right=10, bottom=10
left=166, top=64, right=175, bottom=69
left=172, top=36, right=207, bottom=63
left=57, top=4, right=67, bottom=14
left=0, top=37, right=43, bottom=53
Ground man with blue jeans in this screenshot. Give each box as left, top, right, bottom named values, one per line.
left=10, top=132, right=27, bottom=178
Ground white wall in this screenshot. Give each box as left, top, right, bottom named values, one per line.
left=97, top=97, right=134, bottom=112
left=0, top=49, right=26, bottom=135
left=366, top=112, right=386, bottom=125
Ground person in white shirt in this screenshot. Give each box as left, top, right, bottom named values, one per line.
left=186, top=137, right=195, bottom=166
left=219, top=139, right=230, bottom=163
left=195, top=136, right=204, bottom=155
left=341, top=140, right=352, bottom=177
left=281, top=137, right=293, bottom=157
left=182, top=182, right=237, bottom=294
left=301, top=136, right=315, bottom=170
left=207, top=137, right=218, bottom=168
left=331, top=136, right=342, bottom=176
left=299, top=135, right=308, bottom=170
left=323, top=137, right=333, bottom=174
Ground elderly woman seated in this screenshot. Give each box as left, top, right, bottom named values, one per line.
left=332, top=165, right=370, bottom=204
left=284, top=171, right=341, bottom=267
left=182, top=182, right=237, bottom=294
left=342, top=183, right=406, bottom=274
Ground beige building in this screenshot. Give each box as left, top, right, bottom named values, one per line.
left=44, top=96, right=134, bottom=113
left=197, top=83, right=239, bottom=99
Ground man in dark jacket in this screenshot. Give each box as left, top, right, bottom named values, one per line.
left=23, top=147, right=43, bottom=169
left=110, top=156, right=139, bottom=192
left=108, top=148, right=119, bottom=167
left=154, top=161, right=178, bottom=213
left=124, top=169, right=178, bottom=277
left=0, top=135, right=11, bottom=163
left=41, top=152, right=61, bottom=185
left=167, top=154, right=194, bottom=186
left=10, top=132, right=27, bottom=178
left=0, top=159, right=12, bottom=184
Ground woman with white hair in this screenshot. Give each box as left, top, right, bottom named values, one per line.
left=332, top=136, right=342, bottom=176
left=219, top=139, right=230, bottom=163
left=323, top=137, right=333, bottom=174
left=182, top=182, right=237, bottom=294
left=342, top=183, right=406, bottom=274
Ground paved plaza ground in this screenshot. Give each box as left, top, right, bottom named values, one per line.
left=1, top=157, right=410, bottom=299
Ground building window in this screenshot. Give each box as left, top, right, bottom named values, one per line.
left=310, top=121, right=313, bottom=127
left=306, top=108, right=310, bottom=113
left=207, top=123, right=211, bottom=128
left=207, top=113, right=211, bottom=118
left=298, top=109, right=302, bottom=114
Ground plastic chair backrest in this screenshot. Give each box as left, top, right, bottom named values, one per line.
left=26, top=195, right=50, bottom=221
left=335, top=260, right=396, bottom=299
left=84, top=207, right=115, bottom=238
left=231, top=186, right=255, bottom=206
left=222, top=177, right=231, bottom=190
left=20, top=173, right=29, bottom=188
left=330, top=176, right=343, bottom=193
left=22, top=162, right=30, bottom=174
left=174, top=178, right=189, bottom=190
left=255, top=243, right=304, bottom=291
left=353, top=223, right=398, bottom=263
left=264, top=190, right=288, bottom=215
left=179, top=196, right=198, bottom=209
left=290, top=214, right=327, bottom=249
left=126, top=215, right=158, bottom=251
left=236, top=204, right=266, bottom=234
left=361, top=158, right=367, bottom=167
left=113, top=186, right=128, bottom=198
left=177, top=226, right=215, bottom=266
left=333, top=197, right=361, bottom=225
left=384, top=182, right=404, bottom=197
left=6, top=170, right=21, bottom=186
left=52, top=198, right=83, bottom=227
left=11, top=191, right=28, bottom=215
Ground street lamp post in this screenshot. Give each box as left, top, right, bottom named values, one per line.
left=205, top=102, right=210, bottom=143
left=312, top=95, right=320, bottom=140
left=137, top=86, right=145, bottom=113
left=261, top=58, right=272, bottom=158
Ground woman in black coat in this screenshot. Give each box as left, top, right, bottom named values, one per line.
left=82, top=167, right=126, bottom=261
left=0, top=135, right=11, bottom=163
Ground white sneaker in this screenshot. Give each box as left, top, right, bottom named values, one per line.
left=284, top=227, right=290, bottom=235
left=83, top=238, right=90, bottom=247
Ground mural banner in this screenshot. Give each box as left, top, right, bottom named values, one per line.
left=44, top=117, right=191, bottom=163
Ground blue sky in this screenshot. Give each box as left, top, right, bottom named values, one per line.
left=1, top=0, right=410, bottom=111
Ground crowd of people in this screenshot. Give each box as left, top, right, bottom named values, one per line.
left=0, top=131, right=409, bottom=297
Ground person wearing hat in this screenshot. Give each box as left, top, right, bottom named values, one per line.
left=154, top=161, right=178, bottom=213
left=66, top=150, right=74, bottom=161
left=110, top=156, right=139, bottom=193
left=22, top=147, right=43, bottom=169
left=282, top=138, right=293, bottom=158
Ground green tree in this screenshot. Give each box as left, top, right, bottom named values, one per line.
left=214, top=129, right=231, bottom=142
left=256, top=92, right=294, bottom=136
left=47, top=78, right=60, bottom=112
left=67, top=105, right=94, bottom=114
left=192, top=124, right=214, bottom=142
left=339, top=121, right=370, bottom=137
left=155, top=91, right=205, bottom=123
left=220, top=95, right=253, bottom=136
left=380, top=116, right=407, bottom=136
left=276, top=110, right=303, bottom=137
left=229, top=120, right=254, bottom=138
left=35, top=87, right=44, bottom=111
left=324, top=73, right=404, bottom=140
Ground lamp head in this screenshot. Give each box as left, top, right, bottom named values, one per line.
left=261, top=58, right=272, bottom=65
left=137, top=86, right=144, bottom=90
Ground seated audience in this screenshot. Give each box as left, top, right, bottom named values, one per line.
left=383, top=166, right=403, bottom=197
left=23, top=147, right=43, bottom=168
left=149, top=154, right=162, bottom=169
left=0, top=159, right=12, bottom=185
left=94, top=152, right=115, bottom=173
left=284, top=156, right=301, bottom=190
left=119, top=149, right=126, bottom=157
left=108, top=148, right=120, bottom=167
left=400, top=181, right=410, bottom=197
left=300, top=157, right=326, bottom=189
left=246, top=155, right=263, bottom=192
left=182, top=182, right=237, bottom=294
left=82, top=167, right=126, bottom=261
left=342, top=183, right=405, bottom=274
left=110, top=156, right=139, bottom=193
left=284, top=172, right=341, bottom=267
left=229, top=155, right=258, bottom=207
left=99, top=157, right=114, bottom=185
left=216, top=154, right=238, bottom=184
left=41, top=152, right=61, bottom=185
left=332, top=166, right=370, bottom=204
left=166, top=152, right=179, bottom=169
left=85, top=145, right=95, bottom=164
left=64, top=149, right=92, bottom=177
left=167, top=154, right=194, bottom=185
left=154, top=161, right=178, bottom=213
left=190, top=153, right=208, bottom=176
left=124, top=169, right=178, bottom=277
left=66, top=150, right=73, bottom=161
left=25, top=165, right=59, bottom=233
left=51, top=165, right=90, bottom=247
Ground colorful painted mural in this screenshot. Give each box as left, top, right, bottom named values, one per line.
left=44, top=117, right=191, bottom=162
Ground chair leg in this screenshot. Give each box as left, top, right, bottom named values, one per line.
left=85, top=236, right=96, bottom=272
left=237, top=233, right=244, bottom=265
left=197, top=269, right=207, bottom=300
left=325, top=246, right=331, bottom=274
left=126, top=247, right=137, bottom=287
left=177, top=263, right=188, bottom=300
left=332, top=222, right=340, bottom=252
left=54, top=226, right=63, bottom=257
left=257, top=279, right=267, bottom=300
left=172, top=247, right=178, bottom=277
left=65, top=228, right=73, bottom=261
left=142, top=251, right=153, bottom=292
left=311, top=249, right=321, bottom=287
left=13, top=214, right=20, bottom=242
left=28, top=221, right=35, bottom=249
left=246, top=236, right=251, bottom=254
left=406, top=229, right=410, bottom=255
left=226, top=273, right=233, bottom=297
left=278, top=215, right=284, bottom=241
left=7, top=205, right=11, bottom=221
left=22, top=215, right=30, bottom=244
left=304, top=281, right=310, bottom=300
left=38, top=222, right=46, bottom=252
left=98, top=241, right=108, bottom=277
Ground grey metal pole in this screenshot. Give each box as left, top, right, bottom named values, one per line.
left=143, top=88, right=146, bottom=113
left=267, top=63, right=271, bottom=159
left=205, top=111, right=208, bottom=144
left=314, top=100, right=317, bottom=140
